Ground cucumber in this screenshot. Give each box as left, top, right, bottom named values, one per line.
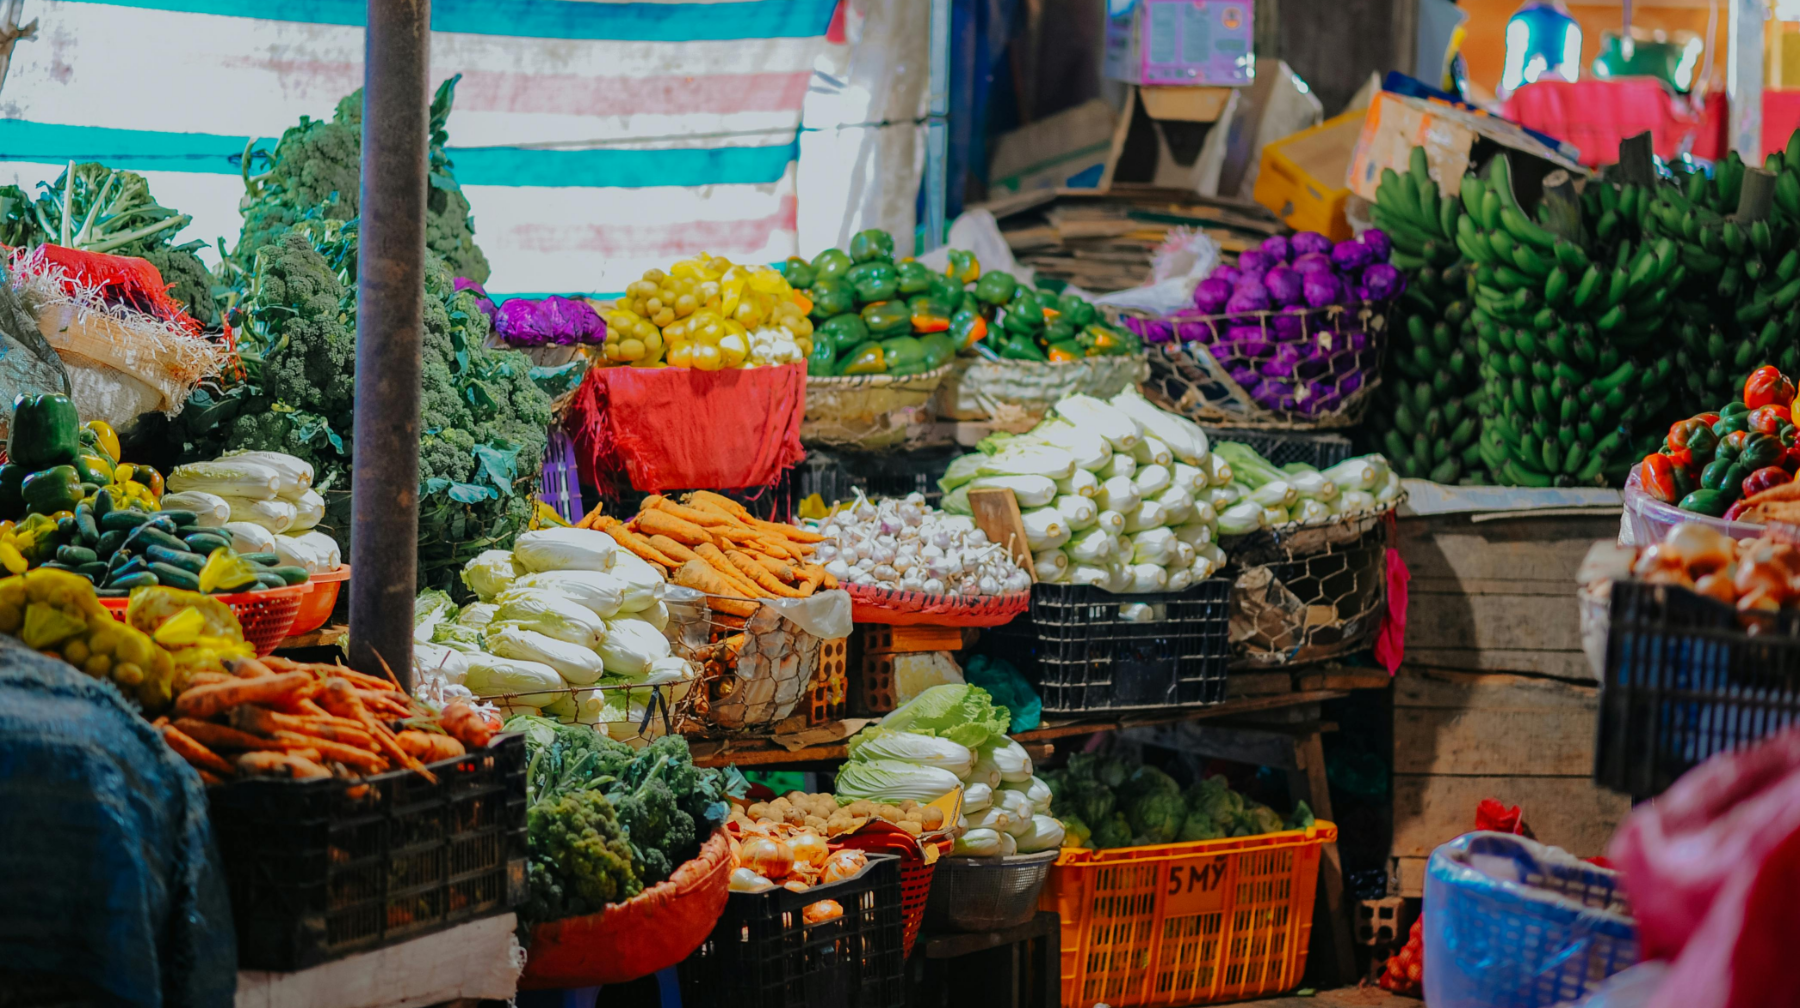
left=110, top=556, right=150, bottom=580
left=148, top=562, right=200, bottom=590
left=98, top=510, right=153, bottom=531
left=182, top=532, right=232, bottom=555
left=56, top=545, right=97, bottom=566
left=268, top=565, right=310, bottom=586
left=242, top=552, right=281, bottom=567
left=106, top=572, right=159, bottom=590
left=132, top=527, right=191, bottom=554
left=254, top=571, right=289, bottom=590
left=75, top=562, right=109, bottom=581
left=159, top=510, right=199, bottom=528
left=95, top=529, right=127, bottom=559
left=146, top=544, right=206, bottom=574
left=74, top=504, right=98, bottom=545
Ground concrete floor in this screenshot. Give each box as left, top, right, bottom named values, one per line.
left=1227, top=985, right=1422, bottom=1008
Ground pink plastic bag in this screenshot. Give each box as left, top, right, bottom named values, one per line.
left=1609, top=726, right=1800, bottom=1008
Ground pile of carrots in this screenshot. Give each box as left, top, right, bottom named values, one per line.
left=154, top=656, right=502, bottom=784
left=579, top=491, right=835, bottom=616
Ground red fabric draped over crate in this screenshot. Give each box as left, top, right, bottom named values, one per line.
left=565, top=363, right=806, bottom=494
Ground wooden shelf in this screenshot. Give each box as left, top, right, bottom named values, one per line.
left=690, top=689, right=1348, bottom=768
left=278, top=625, right=347, bottom=651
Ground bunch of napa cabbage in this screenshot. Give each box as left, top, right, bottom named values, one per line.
left=1209, top=441, right=1400, bottom=534
left=940, top=389, right=1227, bottom=593
left=412, top=526, right=696, bottom=741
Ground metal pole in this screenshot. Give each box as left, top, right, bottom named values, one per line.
left=348, top=0, right=429, bottom=687
left=1727, top=0, right=1764, bottom=164
left=921, top=0, right=951, bottom=252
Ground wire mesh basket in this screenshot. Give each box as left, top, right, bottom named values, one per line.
left=664, top=588, right=843, bottom=734
left=1221, top=508, right=1395, bottom=666
left=922, top=851, right=1059, bottom=932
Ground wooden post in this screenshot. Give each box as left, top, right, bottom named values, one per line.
left=1288, top=729, right=1356, bottom=987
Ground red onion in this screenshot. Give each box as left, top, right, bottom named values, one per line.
left=1250, top=378, right=1298, bottom=411
left=1270, top=312, right=1305, bottom=341
left=1290, top=231, right=1332, bottom=257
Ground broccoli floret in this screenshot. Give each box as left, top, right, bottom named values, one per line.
left=520, top=790, right=642, bottom=925
left=1057, top=777, right=1115, bottom=826
left=141, top=244, right=220, bottom=329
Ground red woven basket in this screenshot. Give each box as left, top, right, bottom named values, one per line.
left=845, top=583, right=1030, bottom=627
left=100, top=582, right=310, bottom=656
left=899, top=856, right=937, bottom=956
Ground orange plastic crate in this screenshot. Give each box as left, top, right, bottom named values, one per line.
left=1042, top=822, right=1337, bottom=1007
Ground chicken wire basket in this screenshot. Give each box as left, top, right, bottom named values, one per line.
left=664, top=586, right=839, bottom=733
left=1222, top=509, right=1394, bottom=666
left=921, top=851, right=1059, bottom=932
left=482, top=679, right=688, bottom=744
left=1112, top=303, right=1388, bottom=430
left=932, top=353, right=1149, bottom=430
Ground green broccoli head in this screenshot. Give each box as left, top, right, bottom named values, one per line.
left=141, top=244, right=220, bottom=329
left=1121, top=765, right=1181, bottom=802
left=1177, top=811, right=1226, bottom=843
left=521, top=790, right=642, bottom=925
left=1125, top=789, right=1186, bottom=844
left=1060, top=777, right=1116, bottom=826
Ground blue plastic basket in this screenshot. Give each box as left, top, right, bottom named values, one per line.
left=539, top=425, right=583, bottom=523
left=1423, top=832, right=1638, bottom=1008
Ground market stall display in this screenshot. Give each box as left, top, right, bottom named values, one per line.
left=1042, top=751, right=1314, bottom=849
left=809, top=491, right=1032, bottom=614
left=604, top=253, right=815, bottom=369
left=1631, top=367, right=1800, bottom=520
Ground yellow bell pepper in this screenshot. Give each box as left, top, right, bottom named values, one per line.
left=84, top=421, right=120, bottom=464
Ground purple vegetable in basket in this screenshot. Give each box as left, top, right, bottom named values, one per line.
left=1330, top=239, right=1373, bottom=272
left=494, top=297, right=551, bottom=347
left=1210, top=264, right=1243, bottom=287
left=1259, top=234, right=1292, bottom=263
left=1193, top=277, right=1233, bottom=314
left=1302, top=271, right=1345, bottom=309
left=1336, top=370, right=1365, bottom=397
left=1264, top=266, right=1304, bottom=308
left=1303, top=389, right=1342, bottom=415
left=1141, top=318, right=1175, bottom=344
left=1250, top=379, right=1298, bottom=411
left=1291, top=252, right=1332, bottom=276
left=1235, top=249, right=1270, bottom=277
left=1260, top=343, right=1302, bottom=377
left=1358, top=262, right=1405, bottom=302
left=1290, top=231, right=1332, bottom=258
left=1177, top=320, right=1215, bottom=343
left=1228, top=364, right=1260, bottom=387
left=454, top=277, right=499, bottom=323
left=1359, top=228, right=1392, bottom=262
left=540, top=295, right=605, bottom=346
left=1226, top=288, right=1270, bottom=315
left=1269, top=311, right=1305, bottom=342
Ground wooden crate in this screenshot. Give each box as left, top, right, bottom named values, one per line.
left=1389, top=666, right=1631, bottom=896
left=1398, top=508, right=1618, bottom=679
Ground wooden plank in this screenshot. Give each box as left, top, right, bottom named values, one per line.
left=1403, top=647, right=1594, bottom=680
left=1226, top=670, right=1293, bottom=697
left=1396, top=515, right=1617, bottom=583
left=1391, top=774, right=1631, bottom=859
left=1395, top=666, right=1598, bottom=710
left=967, top=487, right=1035, bottom=581
left=1295, top=667, right=1392, bottom=692
left=280, top=625, right=348, bottom=651
left=1406, top=591, right=1582, bottom=655
left=861, top=624, right=964, bottom=654
left=1287, top=731, right=1355, bottom=986
left=1394, top=708, right=1596, bottom=776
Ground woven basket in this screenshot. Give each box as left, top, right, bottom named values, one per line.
left=1108, top=303, right=1388, bottom=430
left=932, top=353, right=1149, bottom=430
left=803, top=362, right=954, bottom=450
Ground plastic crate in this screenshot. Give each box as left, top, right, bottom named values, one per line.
left=1203, top=428, right=1356, bottom=471
left=981, top=580, right=1231, bottom=714
left=1251, top=109, right=1363, bottom=241
left=680, top=853, right=906, bottom=1008
left=100, top=582, right=308, bottom=657
left=207, top=733, right=528, bottom=970
left=1043, top=823, right=1337, bottom=1007
left=1595, top=579, right=1800, bottom=797
left=1423, top=832, right=1636, bottom=1008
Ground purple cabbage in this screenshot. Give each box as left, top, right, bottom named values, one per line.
left=1260, top=343, right=1302, bottom=377
left=1264, top=266, right=1303, bottom=307
left=1291, top=252, right=1332, bottom=275
left=1226, top=287, right=1270, bottom=315
left=1330, top=240, right=1373, bottom=272
left=1194, top=277, right=1233, bottom=314
left=1259, top=234, right=1292, bottom=263
left=1236, top=249, right=1270, bottom=276
left=1176, top=320, right=1215, bottom=343
left=1290, top=231, right=1332, bottom=257
left=1228, top=364, right=1260, bottom=387
left=1358, top=262, right=1405, bottom=302
left=1210, top=264, right=1243, bottom=286
left=494, top=298, right=551, bottom=347
left=1359, top=228, right=1392, bottom=262
left=540, top=295, right=606, bottom=345
left=1269, top=312, right=1306, bottom=341
left=454, top=277, right=499, bottom=323
left=1302, top=271, right=1345, bottom=308
left=1249, top=379, right=1298, bottom=411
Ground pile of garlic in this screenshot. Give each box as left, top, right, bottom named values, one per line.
left=810, top=492, right=1032, bottom=596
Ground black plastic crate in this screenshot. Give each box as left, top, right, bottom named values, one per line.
left=681, top=853, right=905, bottom=1008
left=207, top=732, right=528, bottom=970
left=1597, top=580, right=1800, bottom=798
left=981, top=580, right=1231, bottom=714
left=1203, top=427, right=1355, bottom=470
left=794, top=444, right=963, bottom=509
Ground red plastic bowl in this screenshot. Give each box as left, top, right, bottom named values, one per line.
left=287, top=564, right=350, bottom=637
left=100, top=582, right=310, bottom=656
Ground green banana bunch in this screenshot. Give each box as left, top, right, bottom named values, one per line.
left=1461, top=153, right=1672, bottom=488
left=1369, top=146, right=1486, bottom=483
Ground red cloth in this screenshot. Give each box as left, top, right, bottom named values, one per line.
left=1502, top=79, right=1703, bottom=167
left=1610, top=726, right=1800, bottom=1008
left=566, top=363, right=805, bottom=494
left=13, top=243, right=203, bottom=335
left=1374, top=544, right=1409, bottom=675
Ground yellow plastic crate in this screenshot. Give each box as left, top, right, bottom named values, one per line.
left=1252, top=111, right=1366, bottom=241
left=1042, top=821, right=1337, bottom=1007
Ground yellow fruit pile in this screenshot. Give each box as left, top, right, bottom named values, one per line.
left=603, top=254, right=815, bottom=370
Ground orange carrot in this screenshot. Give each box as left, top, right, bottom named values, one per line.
left=237, top=750, right=331, bottom=780
left=160, top=724, right=234, bottom=776
left=796, top=564, right=827, bottom=595
left=175, top=718, right=282, bottom=751
left=751, top=553, right=797, bottom=582
left=693, top=542, right=766, bottom=596
left=727, top=550, right=809, bottom=598
left=271, top=731, right=387, bottom=771
left=634, top=508, right=715, bottom=546
left=749, top=517, right=825, bottom=543
left=647, top=534, right=706, bottom=567
left=688, top=490, right=751, bottom=520
left=672, top=561, right=761, bottom=617
left=575, top=502, right=609, bottom=529
left=321, top=679, right=435, bottom=783
left=185, top=671, right=234, bottom=689
left=231, top=656, right=276, bottom=678
left=197, top=769, right=225, bottom=786
left=599, top=522, right=680, bottom=567
left=174, top=672, right=312, bottom=720
left=395, top=730, right=467, bottom=762
left=645, top=494, right=743, bottom=528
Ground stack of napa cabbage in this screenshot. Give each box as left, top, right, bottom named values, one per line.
left=164, top=450, right=339, bottom=573
left=412, top=526, right=694, bottom=741
left=939, top=390, right=1227, bottom=593
left=1208, top=442, right=1401, bottom=534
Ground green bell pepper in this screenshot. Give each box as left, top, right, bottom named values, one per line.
left=1000, top=334, right=1047, bottom=362
left=949, top=308, right=989, bottom=350
left=946, top=249, right=981, bottom=284
left=1713, top=413, right=1753, bottom=439
left=781, top=256, right=818, bottom=289
left=846, top=261, right=900, bottom=303
left=807, top=336, right=839, bottom=376
left=974, top=271, right=1018, bottom=306
left=1046, top=341, right=1085, bottom=363
left=926, top=271, right=965, bottom=307
left=1737, top=430, right=1786, bottom=469
left=8, top=393, right=81, bottom=471
left=916, top=333, right=956, bottom=370
left=897, top=261, right=936, bottom=295
left=861, top=300, right=912, bottom=336
left=1057, top=294, right=1098, bottom=328
left=840, top=341, right=888, bottom=375
left=880, top=336, right=929, bottom=374
left=0, top=463, right=24, bottom=519
left=1002, top=294, right=1045, bottom=336
left=818, top=313, right=872, bottom=354
left=22, top=464, right=82, bottom=516
left=848, top=229, right=896, bottom=264
left=808, top=278, right=856, bottom=318
left=1042, top=320, right=1076, bottom=347
left=811, top=247, right=854, bottom=282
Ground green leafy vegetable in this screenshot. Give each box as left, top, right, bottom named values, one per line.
left=32, top=162, right=192, bottom=254
left=873, top=683, right=1011, bottom=750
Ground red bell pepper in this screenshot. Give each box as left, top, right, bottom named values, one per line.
left=1724, top=500, right=1752, bottom=522
left=1742, top=465, right=1793, bottom=499
left=1748, top=404, right=1794, bottom=435
left=1783, top=444, right=1800, bottom=473
left=1695, top=412, right=1722, bottom=428
left=1639, top=453, right=1681, bottom=503
left=1667, top=418, right=1719, bottom=462
left=1743, top=365, right=1797, bottom=409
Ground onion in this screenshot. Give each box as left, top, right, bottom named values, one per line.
left=740, top=836, right=795, bottom=879
left=789, top=831, right=830, bottom=868
left=1663, top=523, right=1734, bottom=576
left=730, top=867, right=776, bottom=892
left=823, top=848, right=868, bottom=883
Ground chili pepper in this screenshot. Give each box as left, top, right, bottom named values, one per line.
left=949, top=309, right=988, bottom=350
left=1639, top=454, right=1681, bottom=503
left=1744, top=365, right=1797, bottom=409
left=848, top=229, right=896, bottom=264
left=945, top=249, right=980, bottom=284
left=1749, top=404, right=1794, bottom=434
left=124, top=463, right=163, bottom=498
left=780, top=256, right=818, bottom=289
left=8, top=394, right=81, bottom=471
left=1001, top=294, right=1045, bottom=337
left=925, top=271, right=964, bottom=308
left=839, top=341, right=887, bottom=375
left=810, top=247, right=854, bottom=282
left=81, top=421, right=120, bottom=464
left=896, top=261, right=936, bottom=295
left=1082, top=324, right=1135, bottom=355
left=880, top=336, right=928, bottom=374
left=1743, top=465, right=1793, bottom=498
left=74, top=454, right=113, bottom=487
left=1720, top=400, right=1753, bottom=418
left=974, top=271, right=1018, bottom=306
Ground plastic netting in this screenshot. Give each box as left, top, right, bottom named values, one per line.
left=1119, top=303, right=1389, bottom=428
left=1223, top=510, right=1393, bottom=666
left=0, top=638, right=236, bottom=1006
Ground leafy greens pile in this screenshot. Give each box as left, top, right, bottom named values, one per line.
left=1043, top=753, right=1313, bottom=849
left=510, top=715, right=739, bottom=930
left=232, top=75, right=490, bottom=285
left=178, top=217, right=550, bottom=590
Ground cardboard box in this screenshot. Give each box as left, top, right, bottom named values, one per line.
left=1347, top=90, right=1587, bottom=206
left=1104, top=0, right=1254, bottom=87
left=1252, top=108, right=1366, bottom=241
left=987, top=99, right=1116, bottom=196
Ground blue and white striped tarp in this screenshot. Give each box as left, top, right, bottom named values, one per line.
left=0, top=0, right=868, bottom=298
